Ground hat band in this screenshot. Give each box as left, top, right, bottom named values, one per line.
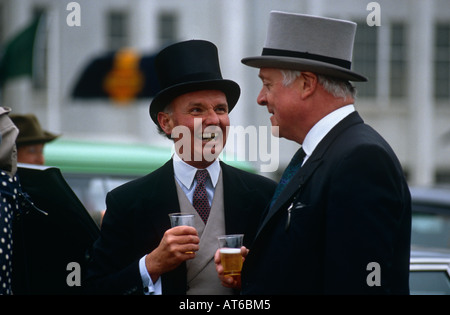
left=262, top=48, right=351, bottom=70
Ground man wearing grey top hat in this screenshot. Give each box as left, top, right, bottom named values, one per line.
left=215, top=11, right=411, bottom=294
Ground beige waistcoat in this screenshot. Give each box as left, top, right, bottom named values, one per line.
left=175, top=171, right=233, bottom=295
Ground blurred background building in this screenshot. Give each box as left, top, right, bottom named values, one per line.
left=0, top=0, right=449, bottom=187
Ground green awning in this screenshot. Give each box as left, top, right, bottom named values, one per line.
left=44, top=139, right=255, bottom=176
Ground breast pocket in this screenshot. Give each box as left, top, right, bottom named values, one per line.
left=285, top=200, right=307, bottom=231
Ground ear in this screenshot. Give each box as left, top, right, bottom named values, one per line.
left=157, top=112, right=173, bottom=136
left=299, top=72, right=318, bottom=99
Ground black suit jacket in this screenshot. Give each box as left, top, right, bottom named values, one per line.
left=241, top=112, right=411, bottom=295
left=85, top=160, right=276, bottom=294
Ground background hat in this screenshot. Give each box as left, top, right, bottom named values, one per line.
left=10, top=113, right=60, bottom=146
left=242, top=11, right=367, bottom=82
left=149, top=40, right=241, bottom=125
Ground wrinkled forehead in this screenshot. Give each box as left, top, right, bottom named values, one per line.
left=258, top=68, right=284, bottom=81
left=169, top=90, right=228, bottom=110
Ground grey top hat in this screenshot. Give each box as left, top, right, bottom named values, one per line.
left=242, top=11, right=367, bottom=82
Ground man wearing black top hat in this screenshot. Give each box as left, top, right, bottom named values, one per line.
left=215, top=12, right=411, bottom=294
left=85, top=40, right=276, bottom=295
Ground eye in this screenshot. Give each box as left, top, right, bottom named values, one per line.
left=263, top=81, right=271, bottom=90
left=215, top=104, right=228, bottom=114
left=190, top=106, right=203, bottom=114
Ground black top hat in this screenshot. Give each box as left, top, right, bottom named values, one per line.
left=149, top=40, right=240, bottom=125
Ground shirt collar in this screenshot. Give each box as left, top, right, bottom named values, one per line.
left=302, top=104, right=355, bottom=159
left=173, top=153, right=221, bottom=189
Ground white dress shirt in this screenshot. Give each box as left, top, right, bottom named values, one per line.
left=301, top=104, right=355, bottom=164
left=139, top=154, right=220, bottom=295
left=172, top=153, right=220, bottom=205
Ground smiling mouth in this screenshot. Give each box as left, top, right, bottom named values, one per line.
left=203, top=132, right=216, bottom=141
left=198, top=132, right=218, bottom=142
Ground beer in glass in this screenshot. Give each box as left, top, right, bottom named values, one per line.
left=217, top=234, right=244, bottom=282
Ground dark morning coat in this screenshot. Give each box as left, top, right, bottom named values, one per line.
left=85, top=159, right=276, bottom=294
left=241, top=112, right=412, bottom=295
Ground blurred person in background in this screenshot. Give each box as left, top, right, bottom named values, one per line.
left=10, top=113, right=59, bottom=165
left=0, top=107, right=19, bottom=294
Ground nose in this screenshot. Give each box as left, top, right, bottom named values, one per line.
left=204, top=109, right=220, bottom=125
left=257, top=88, right=268, bottom=106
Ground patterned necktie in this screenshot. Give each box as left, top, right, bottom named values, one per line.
left=193, top=170, right=211, bottom=224
left=269, top=147, right=306, bottom=208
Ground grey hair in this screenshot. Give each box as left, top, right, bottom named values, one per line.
left=280, top=69, right=357, bottom=100
left=156, top=104, right=173, bottom=139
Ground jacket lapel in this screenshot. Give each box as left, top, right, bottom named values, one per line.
left=255, top=112, right=364, bottom=238
left=143, top=159, right=180, bottom=236
left=255, top=157, right=323, bottom=239
left=145, top=159, right=191, bottom=294
left=220, top=162, right=256, bottom=235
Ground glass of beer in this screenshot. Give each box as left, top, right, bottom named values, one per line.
left=169, top=213, right=196, bottom=254
left=217, top=234, right=244, bottom=283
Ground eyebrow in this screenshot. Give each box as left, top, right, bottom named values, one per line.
left=188, top=102, right=205, bottom=107
left=258, top=73, right=270, bottom=82
left=187, top=102, right=228, bottom=108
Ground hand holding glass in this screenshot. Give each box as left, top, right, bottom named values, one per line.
left=217, top=234, right=244, bottom=283
left=169, top=213, right=196, bottom=254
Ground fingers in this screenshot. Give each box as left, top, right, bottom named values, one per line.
left=241, top=246, right=249, bottom=261
left=214, top=248, right=221, bottom=264
left=215, top=247, right=247, bottom=290
left=146, top=227, right=200, bottom=278
left=169, top=227, right=199, bottom=250
left=165, top=227, right=199, bottom=253
left=171, top=242, right=199, bottom=256
left=169, top=225, right=198, bottom=236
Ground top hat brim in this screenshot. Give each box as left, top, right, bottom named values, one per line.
left=242, top=55, right=368, bottom=82
left=149, top=79, right=241, bottom=125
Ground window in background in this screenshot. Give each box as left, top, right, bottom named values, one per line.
left=107, top=10, right=129, bottom=51
left=434, top=23, right=450, bottom=100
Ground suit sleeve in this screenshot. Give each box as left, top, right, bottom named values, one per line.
left=323, top=144, right=409, bottom=294
left=84, top=192, right=144, bottom=295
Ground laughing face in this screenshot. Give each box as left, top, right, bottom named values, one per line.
left=157, top=89, right=230, bottom=168
left=256, top=68, right=306, bottom=142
